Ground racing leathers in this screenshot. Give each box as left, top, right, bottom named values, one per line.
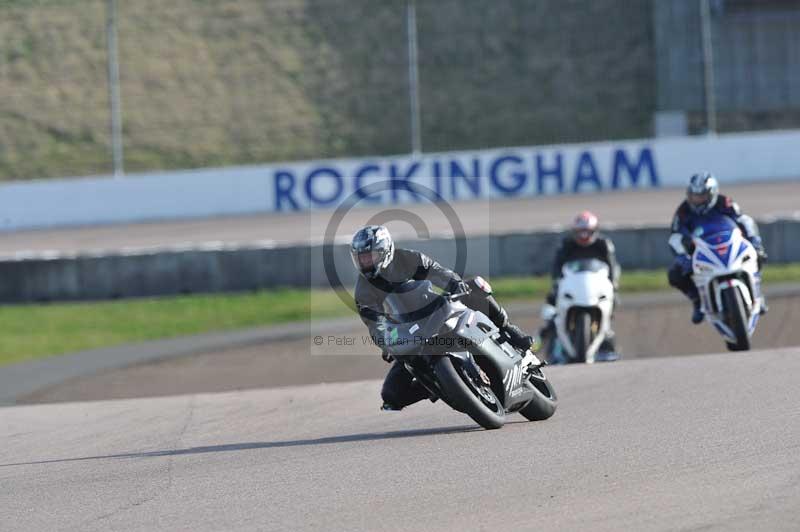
left=354, top=248, right=532, bottom=410
left=667, top=194, right=766, bottom=310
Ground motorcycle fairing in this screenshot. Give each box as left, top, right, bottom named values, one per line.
left=383, top=282, right=539, bottom=412
left=553, top=259, right=615, bottom=363
left=691, top=215, right=762, bottom=343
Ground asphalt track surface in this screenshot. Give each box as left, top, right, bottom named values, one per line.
left=2, top=348, right=800, bottom=532
left=1, top=180, right=799, bottom=256
left=2, top=181, right=800, bottom=530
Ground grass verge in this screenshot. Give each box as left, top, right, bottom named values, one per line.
left=2, top=263, right=799, bottom=366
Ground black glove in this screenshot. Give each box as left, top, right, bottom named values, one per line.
left=381, top=350, right=394, bottom=363
left=447, top=279, right=470, bottom=295
left=756, top=246, right=768, bottom=265
left=676, top=254, right=693, bottom=276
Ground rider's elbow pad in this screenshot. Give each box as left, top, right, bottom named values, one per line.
left=668, top=233, right=688, bottom=256
left=737, top=214, right=759, bottom=239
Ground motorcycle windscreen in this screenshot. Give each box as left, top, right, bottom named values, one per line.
left=381, top=280, right=451, bottom=340
left=695, top=214, right=738, bottom=244
left=695, top=214, right=739, bottom=263
left=563, top=258, right=609, bottom=274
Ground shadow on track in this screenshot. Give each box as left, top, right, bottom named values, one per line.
left=1, top=424, right=480, bottom=467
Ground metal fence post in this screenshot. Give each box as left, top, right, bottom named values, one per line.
left=106, top=0, right=125, bottom=176
left=406, top=0, right=422, bottom=155
left=700, top=0, right=717, bottom=135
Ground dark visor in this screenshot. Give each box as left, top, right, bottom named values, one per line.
left=356, top=251, right=382, bottom=271
left=688, top=191, right=710, bottom=205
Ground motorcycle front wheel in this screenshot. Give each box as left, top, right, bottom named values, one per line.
left=571, top=309, right=592, bottom=363
left=434, top=356, right=505, bottom=430
left=723, top=287, right=751, bottom=352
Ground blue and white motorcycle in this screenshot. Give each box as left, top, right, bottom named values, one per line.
left=690, top=214, right=764, bottom=351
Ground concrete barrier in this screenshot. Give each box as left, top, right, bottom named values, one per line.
left=0, top=220, right=797, bottom=303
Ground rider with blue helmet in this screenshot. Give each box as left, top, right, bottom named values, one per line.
left=668, top=172, right=768, bottom=324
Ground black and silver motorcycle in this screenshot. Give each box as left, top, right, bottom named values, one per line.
left=379, top=280, right=557, bottom=430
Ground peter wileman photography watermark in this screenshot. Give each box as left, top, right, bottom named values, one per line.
left=313, top=334, right=477, bottom=350
left=308, top=178, right=488, bottom=356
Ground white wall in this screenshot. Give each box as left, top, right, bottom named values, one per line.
left=2, top=129, right=799, bottom=231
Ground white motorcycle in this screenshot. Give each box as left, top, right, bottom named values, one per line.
left=540, top=258, right=617, bottom=364
left=690, top=214, right=764, bottom=351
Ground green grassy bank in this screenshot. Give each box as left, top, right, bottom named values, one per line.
left=2, top=263, right=799, bottom=366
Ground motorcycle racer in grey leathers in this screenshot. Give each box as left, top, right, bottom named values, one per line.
left=351, top=225, right=535, bottom=411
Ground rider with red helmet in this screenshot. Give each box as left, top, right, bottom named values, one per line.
left=549, top=211, right=620, bottom=294
left=542, top=211, right=620, bottom=351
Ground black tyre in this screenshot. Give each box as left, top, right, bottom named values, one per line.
left=519, top=366, right=558, bottom=421
left=434, top=356, right=505, bottom=430
left=723, top=287, right=751, bottom=352
left=572, top=310, right=592, bottom=363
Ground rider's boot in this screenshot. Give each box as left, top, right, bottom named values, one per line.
left=474, top=291, right=535, bottom=352
left=691, top=298, right=705, bottom=324
left=597, top=330, right=620, bottom=362
left=502, top=322, right=534, bottom=352
left=599, top=329, right=617, bottom=352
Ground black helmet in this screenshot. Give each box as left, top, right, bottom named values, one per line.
left=687, top=172, right=719, bottom=215
left=351, top=225, right=395, bottom=279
